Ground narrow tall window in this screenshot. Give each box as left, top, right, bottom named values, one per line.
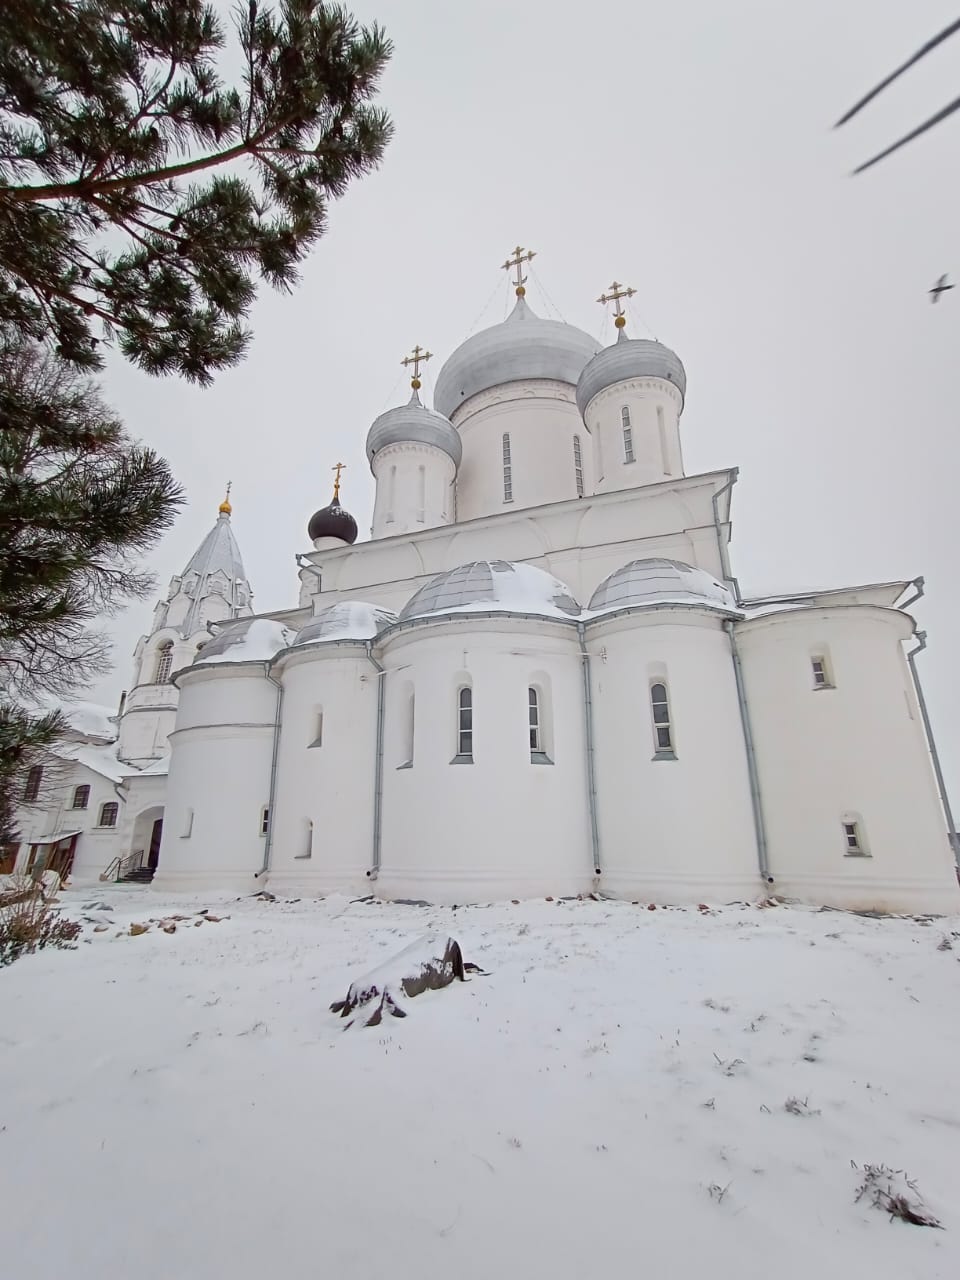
left=98, top=801, right=118, bottom=828
left=457, top=687, right=473, bottom=760
left=621, top=406, right=635, bottom=463
left=811, top=656, right=832, bottom=689
left=154, top=641, right=173, bottom=684
left=387, top=465, right=396, bottom=523
left=182, top=808, right=194, bottom=838
left=502, top=433, right=513, bottom=502
left=309, top=710, right=323, bottom=748
left=650, top=682, right=674, bottom=755
left=400, top=688, right=415, bottom=767
left=259, top=806, right=270, bottom=837
left=657, top=405, right=670, bottom=474
left=573, top=435, right=584, bottom=497
left=417, top=465, right=426, bottom=522
left=23, top=765, right=43, bottom=802
left=71, top=784, right=90, bottom=810
left=528, top=687, right=542, bottom=752
left=842, top=821, right=865, bottom=854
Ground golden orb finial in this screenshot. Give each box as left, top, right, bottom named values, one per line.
left=219, top=481, right=233, bottom=515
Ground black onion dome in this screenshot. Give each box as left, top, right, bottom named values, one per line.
left=307, top=496, right=358, bottom=545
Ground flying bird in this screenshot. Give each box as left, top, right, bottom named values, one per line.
left=929, top=274, right=955, bottom=304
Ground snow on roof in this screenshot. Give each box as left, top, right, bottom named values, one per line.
left=399, top=561, right=581, bottom=623
left=193, top=617, right=298, bottom=667
left=293, top=602, right=398, bottom=648
left=56, top=741, right=128, bottom=783
left=740, top=581, right=911, bottom=619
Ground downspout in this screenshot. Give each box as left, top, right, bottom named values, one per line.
left=365, top=643, right=385, bottom=880
left=723, top=619, right=772, bottom=886
left=711, top=469, right=740, bottom=597
left=257, top=666, right=283, bottom=877
left=906, top=630, right=959, bottom=870
left=577, top=622, right=602, bottom=880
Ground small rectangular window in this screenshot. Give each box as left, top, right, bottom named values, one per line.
left=502, top=433, right=513, bottom=503
left=71, top=784, right=90, bottom=810
left=529, top=687, right=541, bottom=753
left=650, top=682, right=674, bottom=756
left=573, top=435, right=584, bottom=497
left=457, top=687, right=473, bottom=760
left=98, top=801, right=118, bottom=828
left=842, top=821, right=864, bottom=854
left=260, top=806, right=270, bottom=837
left=309, top=711, right=323, bottom=748
left=811, top=656, right=832, bottom=689
left=23, top=765, right=43, bottom=802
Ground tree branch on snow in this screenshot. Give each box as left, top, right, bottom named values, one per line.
left=330, top=935, right=487, bottom=1028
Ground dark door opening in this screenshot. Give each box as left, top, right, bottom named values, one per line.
left=148, top=818, right=163, bottom=870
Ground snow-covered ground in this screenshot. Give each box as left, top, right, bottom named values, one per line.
left=2, top=890, right=959, bottom=1279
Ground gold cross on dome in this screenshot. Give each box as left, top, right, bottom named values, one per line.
left=331, top=461, right=345, bottom=500
left=598, top=280, right=637, bottom=330
left=401, top=344, right=433, bottom=390
left=502, top=245, right=537, bottom=297
left=218, top=481, right=232, bottom=515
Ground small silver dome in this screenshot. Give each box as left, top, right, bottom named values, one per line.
left=294, top=601, right=398, bottom=646
left=366, top=392, right=462, bottom=469
left=433, top=297, right=600, bottom=421
left=399, top=560, right=581, bottom=622
left=576, top=332, right=687, bottom=416
left=588, top=559, right=736, bottom=614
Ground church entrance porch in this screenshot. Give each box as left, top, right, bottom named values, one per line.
left=123, top=807, right=164, bottom=883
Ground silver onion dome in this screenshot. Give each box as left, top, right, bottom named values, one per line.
left=366, top=391, right=462, bottom=469
left=576, top=331, right=687, bottom=417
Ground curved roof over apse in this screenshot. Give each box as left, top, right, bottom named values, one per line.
left=293, top=602, right=398, bottom=647
left=576, top=333, right=687, bottom=416
left=433, top=297, right=599, bottom=420
left=399, top=560, right=581, bottom=623
left=193, top=618, right=298, bottom=666
left=366, top=393, right=462, bottom=468
left=587, top=559, right=737, bottom=614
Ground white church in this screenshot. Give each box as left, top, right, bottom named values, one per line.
left=11, top=250, right=959, bottom=913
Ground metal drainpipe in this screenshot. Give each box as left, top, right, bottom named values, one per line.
left=576, top=623, right=602, bottom=880
left=257, top=667, right=283, bottom=877
left=906, top=630, right=960, bottom=870
left=723, top=619, right=772, bottom=886
left=365, top=643, right=385, bottom=880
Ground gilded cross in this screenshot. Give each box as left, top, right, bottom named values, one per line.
left=401, top=344, right=433, bottom=390
left=331, top=461, right=345, bottom=500
left=502, top=245, right=537, bottom=297
left=218, top=481, right=232, bottom=515
left=598, top=280, right=636, bottom=330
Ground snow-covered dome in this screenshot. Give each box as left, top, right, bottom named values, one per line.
left=433, top=297, right=600, bottom=420
left=366, top=392, right=462, bottom=468
left=294, top=601, right=398, bottom=646
left=399, top=560, right=581, bottom=622
left=576, top=332, right=687, bottom=416
left=192, top=618, right=298, bottom=666
left=588, top=559, right=737, bottom=614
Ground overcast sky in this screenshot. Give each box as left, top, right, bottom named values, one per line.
left=94, top=0, right=960, bottom=792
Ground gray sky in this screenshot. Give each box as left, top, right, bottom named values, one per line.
left=94, top=0, right=960, bottom=793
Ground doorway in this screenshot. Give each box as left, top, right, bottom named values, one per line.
left=147, top=818, right=163, bottom=871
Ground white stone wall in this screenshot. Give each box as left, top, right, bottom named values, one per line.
left=736, top=607, right=960, bottom=913
left=13, top=760, right=125, bottom=881
left=375, top=619, right=593, bottom=902
left=588, top=609, right=760, bottom=902
left=452, top=381, right=595, bottom=522
left=370, top=441, right=456, bottom=539
left=266, top=645, right=378, bottom=895
left=155, top=664, right=278, bottom=893
left=584, top=377, right=684, bottom=492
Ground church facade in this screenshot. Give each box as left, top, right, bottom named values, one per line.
left=152, top=256, right=959, bottom=913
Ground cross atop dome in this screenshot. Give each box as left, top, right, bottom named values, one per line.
left=598, top=280, right=636, bottom=331
left=331, top=461, right=346, bottom=500
left=502, top=245, right=536, bottom=297
left=401, top=344, right=433, bottom=391
left=219, top=481, right=233, bottom=515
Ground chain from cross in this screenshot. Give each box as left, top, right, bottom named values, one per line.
left=502, top=245, right=537, bottom=297
left=401, top=344, right=433, bottom=390
left=598, top=280, right=636, bottom=329
left=331, top=461, right=346, bottom=500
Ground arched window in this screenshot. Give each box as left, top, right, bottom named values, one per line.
left=528, top=687, right=541, bottom=752
left=23, top=765, right=43, bottom=801
left=417, top=464, right=426, bottom=523
left=502, top=433, right=513, bottom=502
left=657, top=405, right=669, bottom=473
left=154, top=641, right=174, bottom=684
left=98, top=801, right=118, bottom=828
left=456, top=686, right=473, bottom=760
left=573, top=435, right=584, bottom=497
left=400, top=687, right=415, bottom=768
left=650, top=682, right=674, bottom=756
left=71, top=784, right=90, bottom=810
left=621, top=406, right=635, bottom=464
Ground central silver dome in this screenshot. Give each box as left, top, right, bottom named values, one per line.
left=433, top=297, right=599, bottom=420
